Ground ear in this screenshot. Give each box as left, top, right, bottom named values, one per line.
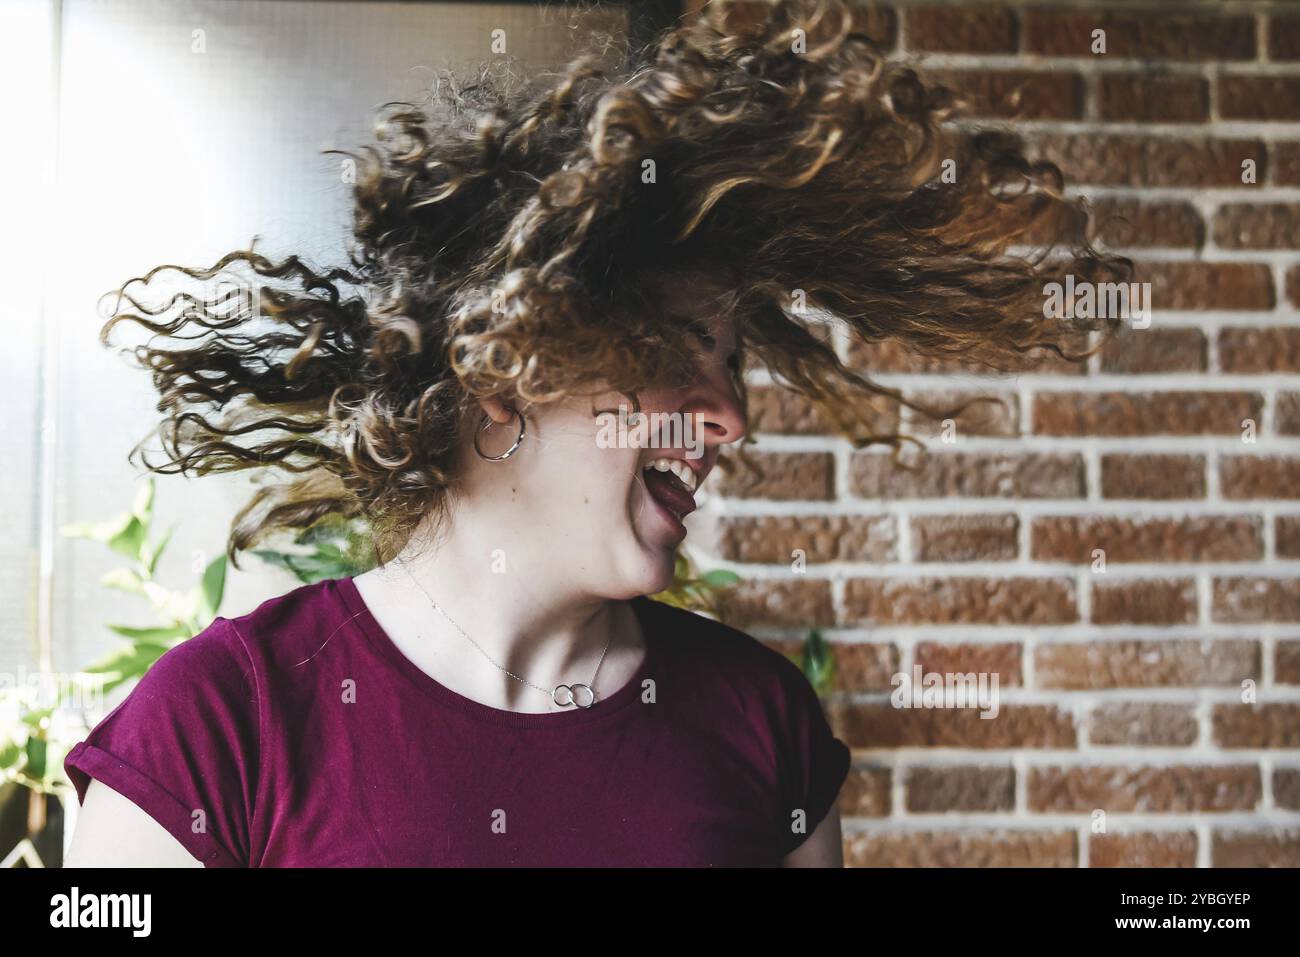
left=477, top=396, right=515, bottom=425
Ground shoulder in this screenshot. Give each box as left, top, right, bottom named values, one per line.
left=637, top=597, right=850, bottom=831
left=140, top=614, right=256, bottom=700
left=216, top=576, right=357, bottom=673
left=637, top=596, right=815, bottom=703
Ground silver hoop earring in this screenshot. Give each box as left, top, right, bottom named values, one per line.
left=473, top=406, right=525, bottom=461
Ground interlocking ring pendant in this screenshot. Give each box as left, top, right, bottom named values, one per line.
left=553, top=682, right=596, bottom=709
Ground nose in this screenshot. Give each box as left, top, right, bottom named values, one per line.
left=682, top=366, right=748, bottom=449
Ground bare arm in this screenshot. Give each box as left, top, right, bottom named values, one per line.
left=64, top=778, right=205, bottom=868
left=782, top=803, right=844, bottom=867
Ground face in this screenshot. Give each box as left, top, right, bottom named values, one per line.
left=454, top=278, right=748, bottom=599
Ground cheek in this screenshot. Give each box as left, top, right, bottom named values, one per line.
left=585, top=455, right=647, bottom=532
left=540, top=446, right=638, bottom=510
left=524, top=407, right=646, bottom=520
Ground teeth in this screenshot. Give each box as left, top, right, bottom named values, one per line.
left=643, top=457, right=699, bottom=494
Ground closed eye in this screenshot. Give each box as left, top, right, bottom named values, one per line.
left=686, top=321, right=716, bottom=349
left=682, top=316, right=741, bottom=375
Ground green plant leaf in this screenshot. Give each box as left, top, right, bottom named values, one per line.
left=25, top=736, right=47, bottom=780
left=20, top=707, right=53, bottom=729
left=106, top=623, right=193, bottom=642
left=251, top=544, right=370, bottom=584
left=298, top=514, right=348, bottom=545
left=673, top=552, right=690, bottom=578
left=80, top=641, right=171, bottom=694
left=199, top=554, right=227, bottom=622
left=0, top=739, right=22, bottom=772
left=313, top=542, right=346, bottom=562
left=801, top=629, right=836, bottom=697
left=131, top=477, right=155, bottom=525
left=101, top=566, right=146, bottom=595
left=107, top=515, right=147, bottom=561
left=143, top=580, right=199, bottom=624
left=250, top=549, right=296, bottom=572
left=699, top=569, right=740, bottom=588
left=144, top=523, right=176, bottom=575
left=58, top=520, right=105, bottom=540
left=60, top=510, right=133, bottom=545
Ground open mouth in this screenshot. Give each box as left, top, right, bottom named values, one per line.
left=641, top=457, right=700, bottom=523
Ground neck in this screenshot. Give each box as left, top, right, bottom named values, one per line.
left=374, top=506, right=627, bottom=698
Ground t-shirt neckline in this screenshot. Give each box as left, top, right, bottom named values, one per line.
left=334, top=574, right=657, bottom=728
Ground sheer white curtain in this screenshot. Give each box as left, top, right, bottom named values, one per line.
left=0, top=0, right=625, bottom=675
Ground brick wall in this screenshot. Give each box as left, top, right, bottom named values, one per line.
left=698, top=0, right=1300, bottom=866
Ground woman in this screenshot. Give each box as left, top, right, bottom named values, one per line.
left=63, top=0, right=1126, bottom=867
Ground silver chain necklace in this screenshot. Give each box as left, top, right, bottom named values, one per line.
left=400, top=563, right=611, bottom=709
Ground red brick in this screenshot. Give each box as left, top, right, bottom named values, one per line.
left=830, top=642, right=899, bottom=693
left=1219, top=457, right=1300, bottom=499
left=1215, top=204, right=1300, bottom=249
left=1274, top=768, right=1300, bottom=810
left=1135, top=262, right=1274, bottom=310
left=746, top=384, right=836, bottom=435
left=1279, top=640, right=1300, bottom=684
left=1270, top=142, right=1300, bottom=185
left=1218, top=328, right=1300, bottom=372
left=914, top=641, right=1022, bottom=686
left=852, top=451, right=1084, bottom=498
left=711, top=514, right=897, bottom=564
left=839, top=766, right=891, bottom=817
left=1028, top=765, right=1260, bottom=812
left=911, top=514, right=1019, bottom=562
left=830, top=702, right=1076, bottom=749
left=1213, top=830, right=1300, bottom=867
left=1099, top=327, right=1207, bottom=374
left=1035, top=640, right=1259, bottom=689
left=1213, top=577, right=1300, bottom=622
left=905, top=4, right=1016, bottom=53
left=1030, top=515, right=1262, bottom=563
left=1090, top=832, right=1198, bottom=868
left=1278, top=516, right=1300, bottom=559
left=1213, top=704, right=1300, bottom=748
left=929, top=68, right=1082, bottom=120
left=843, top=576, right=1077, bottom=625
left=1271, top=15, right=1300, bottom=60
left=1032, top=135, right=1264, bottom=187
left=714, top=451, right=834, bottom=500
left=1287, top=267, right=1300, bottom=308
left=1033, top=391, right=1262, bottom=436
left=1024, top=9, right=1255, bottom=61
left=844, top=830, right=1077, bottom=867
left=1220, top=75, right=1300, bottom=120
left=1089, top=703, right=1199, bottom=747
left=764, top=635, right=899, bottom=694
left=902, top=390, right=1019, bottom=438
left=720, top=1, right=897, bottom=47
left=906, top=766, right=1015, bottom=813
left=1098, top=74, right=1208, bottom=123
left=1100, top=454, right=1206, bottom=500
left=849, top=336, right=1086, bottom=375
left=1090, top=199, right=1204, bottom=249
left=1091, top=579, right=1197, bottom=625
left=1279, top=392, right=1300, bottom=434
left=715, top=578, right=835, bottom=628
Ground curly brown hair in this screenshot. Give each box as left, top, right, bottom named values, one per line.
left=98, top=0, right=1130, bottom=569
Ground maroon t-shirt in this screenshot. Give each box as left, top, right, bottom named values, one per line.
left=64, top=576, right=850, bottom=866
